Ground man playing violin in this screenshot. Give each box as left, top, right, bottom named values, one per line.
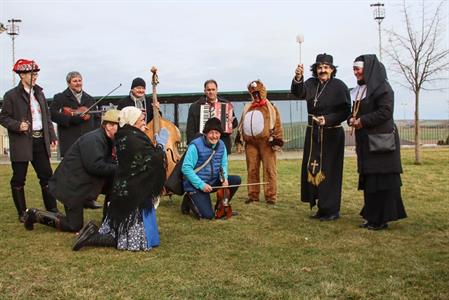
left=181, top=118, right=241, bottom=219
left=50, top=71, right=100, bottom=159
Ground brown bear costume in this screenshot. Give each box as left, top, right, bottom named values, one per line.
left=236, top=80, right=284, bottom=204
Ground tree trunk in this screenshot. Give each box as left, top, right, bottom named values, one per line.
left=414, top=91, right=422, bottom=164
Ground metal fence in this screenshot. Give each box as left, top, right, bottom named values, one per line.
left=1, top=122, right=448, bottom=158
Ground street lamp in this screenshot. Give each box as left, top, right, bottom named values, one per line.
left=370, top=2, right=385, bottom=61
left=0, top=22, right=6, bottom=34
left=7, top=18, right=22, bottom=86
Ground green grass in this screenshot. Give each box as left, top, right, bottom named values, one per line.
left=0, top=148, right=448, bottom=299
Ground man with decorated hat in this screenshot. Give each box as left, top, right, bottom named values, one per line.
left=23, top=109, right=120, bottom=233
left=0, top=59, right=59, bottom=223
left=291, top=53, right=351, bottom=221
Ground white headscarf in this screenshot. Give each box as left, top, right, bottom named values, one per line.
left=119, top=106, right=142, bottom=128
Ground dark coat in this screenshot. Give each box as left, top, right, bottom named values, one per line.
left=186, top=96, right=238, bottom=153
left=107, top=125, right=166, bottom=225
left=291, top=77, right=351, bottom=213
left=0, top=82, right=57, bottom=162
left=50, top=88, right=99, bottom=157
left=353, top=55, right=402, bottom=175
left=117, top=95, right=155, bottom=122
left=48, top=127, right=116, bottom=209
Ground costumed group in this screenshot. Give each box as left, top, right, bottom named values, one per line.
left=0, top=53, right=407, bottom=252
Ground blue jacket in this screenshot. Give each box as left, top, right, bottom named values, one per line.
left=182, top=135, right=228, bottom=192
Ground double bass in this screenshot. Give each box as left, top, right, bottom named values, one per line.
left=145, top=66, right=182, bottom=179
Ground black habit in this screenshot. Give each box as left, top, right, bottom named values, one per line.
left=291, top=77, right=351, bottom=216
left=352, top=54, right=406, bottom=225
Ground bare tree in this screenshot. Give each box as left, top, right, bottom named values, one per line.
left=384, top=0, right=449, bottom=164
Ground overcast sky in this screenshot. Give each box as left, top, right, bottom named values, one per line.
left=1, top=0, right=448, bottom=120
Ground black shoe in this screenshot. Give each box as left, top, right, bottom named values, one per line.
left=231, top=211, right=239, bottom=216
left=24, top=208, right=37, bottom=230
left=181, top=194, right=190, bottom=215
left=367, top=223, right=388, bottom=231
left=359, top=221, right=370, bottom=228
left=320, top=213, right=340, bottom=221
left=310, top=212, right=322, bottom=219
left=73, top=221, right=99, bottom=251
left=84, top=200, right=102, bottom=209
left=185, top=195, right=201, bottom=220
left=77, top=220, right=99, bottom=237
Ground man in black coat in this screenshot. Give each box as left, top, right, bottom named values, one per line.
left=50, top=71, right=100, bottom=158
left=186, top=79, right=238, bottom=154
left=23, top=110, right=120, bottom=232
left=0, top=59, right=58, bottom=223
left=291, top=54, right=351, bottom=221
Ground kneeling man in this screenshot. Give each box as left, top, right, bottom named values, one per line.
left=24, top=110, right=119, bottom=232
left=181, top=118, right=241, bottom=219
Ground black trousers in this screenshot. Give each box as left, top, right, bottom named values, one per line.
left=59, top=204, right=84, bottom=232
left=10, top=137, right=53, bottom=188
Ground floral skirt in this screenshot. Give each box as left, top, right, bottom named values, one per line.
left=99, top=206, right=159, bottom=251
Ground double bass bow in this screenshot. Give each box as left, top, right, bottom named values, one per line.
left=145, top=66, right=182, bottom=179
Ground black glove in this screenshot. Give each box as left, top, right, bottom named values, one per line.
left=69, top=115, right=84, bottom=125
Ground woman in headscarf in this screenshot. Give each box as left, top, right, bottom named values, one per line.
left=72, top=106, right=169, bottom=251
left=349, top=54, right=407, bottom=230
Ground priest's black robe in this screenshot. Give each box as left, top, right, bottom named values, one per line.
left=291, top=77, right=351, bottom=216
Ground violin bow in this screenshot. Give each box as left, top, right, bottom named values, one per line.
left=211, top=182, right=269, bottom=189
left=80, top=83, right=122, bottom=117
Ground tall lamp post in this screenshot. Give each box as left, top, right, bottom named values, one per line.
left=7, top=18, right=21, bottom=86
left=0, top=22, right=6, bottom=34
left=370, top=2, right=385, bottom=61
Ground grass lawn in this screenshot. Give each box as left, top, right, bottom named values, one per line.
left=0, top=148, right=448, bottom=299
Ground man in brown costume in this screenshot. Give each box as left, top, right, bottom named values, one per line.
left=236, top=80, right=283, bottom=204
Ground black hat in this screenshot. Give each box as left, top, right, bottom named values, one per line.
left=131, top=77, right=146, bottom=89
left=315, top=53, right=334, bottom=66
left=203, top=117, right=223, bottom=134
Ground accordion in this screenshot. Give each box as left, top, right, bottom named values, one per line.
left=199, top=102, right=234, bottom=134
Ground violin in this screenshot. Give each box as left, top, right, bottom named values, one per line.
left=62, top=84, right=123, bottom=122
left=214, top=168, right=233, bottom=219
left=145, top=66, right=182, bottom=180
left=62, top=106, right=91, bottom=121
left=215, top=187, right=233, bottom=219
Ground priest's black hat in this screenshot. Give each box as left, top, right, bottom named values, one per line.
left=315, top=53, right=334, bottom=66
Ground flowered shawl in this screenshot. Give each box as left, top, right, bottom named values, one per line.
left=107, top=124, right=166, bottom=225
